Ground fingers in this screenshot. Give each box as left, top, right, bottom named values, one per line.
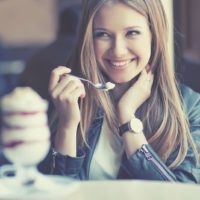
left=129, top=67, right=154, bottom=100
left=49, top=66, right=86, bottom=104
left=140, top=67, right=154, bottom=84
left=51, top=76, right=76, bottom=98
left=58, top=86, right=85, bottom=104
left=145, top=64, right=152, bottom=73
left=51, top=76, right=85, bottom=101
left=49, top=66, right=71, bottom=93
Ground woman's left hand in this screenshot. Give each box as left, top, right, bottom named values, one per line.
left=117, top=68, right=154, bottom=124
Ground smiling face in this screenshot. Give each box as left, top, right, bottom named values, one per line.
left=93, top=2, right=152, bottom=83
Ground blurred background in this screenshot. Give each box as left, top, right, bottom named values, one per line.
left=0, top=0, right=81, bottom=99
left=0, top=0, right=199, bottom=99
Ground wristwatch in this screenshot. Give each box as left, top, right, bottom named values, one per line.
left=118, top=117, right=143, bottom=136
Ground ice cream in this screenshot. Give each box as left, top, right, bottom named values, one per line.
left=0, top=87, right=50, bottom=166
left=105, top=82, right=115, bottom=90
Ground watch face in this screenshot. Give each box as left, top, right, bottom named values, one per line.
left=130, top=118, right=143, bottom=133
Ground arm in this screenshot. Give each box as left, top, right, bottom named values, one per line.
left=117, top=68, right=153, bottom=157
left=47, top=66, right=86, bottom=178
left=121, top=141, right=198, bottom=182
left=172, top=85, right=200, bottom=182
left=51, top=148, right=85, bottom=179
left=121, top=144, right=176, bottom=181
left=120, top=85, right=200, bottom=183
left=116, top=68, right=174, bottom=181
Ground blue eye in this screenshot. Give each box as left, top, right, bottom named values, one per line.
left=126, top=30, right=141, bottom=36
left=93, top=31, right=110, bottom=39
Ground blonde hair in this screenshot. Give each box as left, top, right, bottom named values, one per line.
left=54, top=0, right=199, bottom=168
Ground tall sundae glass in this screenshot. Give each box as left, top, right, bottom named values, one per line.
left=0, top=87, right=50, bottom=192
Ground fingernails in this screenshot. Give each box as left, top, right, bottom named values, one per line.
left=57, top=66, right=72, bottom=72
left=145, top=64, right=151, bottom=73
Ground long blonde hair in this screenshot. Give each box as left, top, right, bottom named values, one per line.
left=55, top=0, right=199, bottom=168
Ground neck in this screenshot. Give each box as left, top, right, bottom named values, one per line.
left=111, top=77, right=138, bottom=103
left=111, top=83, right=130, bottom=102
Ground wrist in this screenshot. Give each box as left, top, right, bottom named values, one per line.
left=118, top=116, right=143, bottom=136
left=123, top=134, right=148, bottom=158
left=118, top=112, right=137, bottom=125
left=57, top=122, right=79, bottom=133
left=117, top=109, right=137, bottom=125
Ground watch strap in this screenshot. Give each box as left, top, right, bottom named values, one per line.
left=118, top=121, right=131, bottom=136
left=118, top=117, right=143, bottom=136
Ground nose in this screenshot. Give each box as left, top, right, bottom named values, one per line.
left=110, top=36, right=128, bottom=57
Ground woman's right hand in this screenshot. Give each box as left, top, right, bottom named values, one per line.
left=48, top=66, right=86, bottom=130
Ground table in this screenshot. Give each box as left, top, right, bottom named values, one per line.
left=67, top=180, right=200, bottom=200
left=1, top=177, right=199, bottom=200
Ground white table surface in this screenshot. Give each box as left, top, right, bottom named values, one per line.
left=1, top=177, right=200, bottom=200
left=67, top=180, right=200, bottom=200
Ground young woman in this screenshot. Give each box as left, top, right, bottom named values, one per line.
left=47, top=0, right=200, bottom=182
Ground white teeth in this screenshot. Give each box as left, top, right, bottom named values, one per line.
left=110, top=60, right=131, bottom=67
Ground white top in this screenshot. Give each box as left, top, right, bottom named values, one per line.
left=89, top=118, right=123, bottom=180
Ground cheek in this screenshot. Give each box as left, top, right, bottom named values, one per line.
left=135, top=34, right=152, bottom=59
left=94, top=41, right=109, bottom=62
left=94, top=45, right=102, bottom=62
left=94, top=46, right=104, bottom=73
left=143, top=47, right=151, bottom=63
left=94, top=45, right=105, bottom=73
left=144, top=37, right=152, bottom=63
left=135, top=41, right=151, bottom=65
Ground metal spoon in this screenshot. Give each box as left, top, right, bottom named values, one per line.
left=75, top=76, right=115, bottom=91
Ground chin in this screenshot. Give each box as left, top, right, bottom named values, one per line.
left=111, top=75, right=138, bottom=84
left=113, top=79, right=130, bottom=84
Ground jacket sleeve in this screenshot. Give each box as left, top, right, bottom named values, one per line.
left=121, top=144, right=176, bottom=181
left=51, top=148, right=85, bottom=179
left=175, top=85, right=200, bottom=183
left=38, top=146, right=85, bottom=180
left=121, top=86, right=200, bottom=183
left=40, top=103, right=86, bottom=179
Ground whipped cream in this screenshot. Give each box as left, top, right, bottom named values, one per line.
left=105, top=82, right=115, bottom=90
left=0, top=87, right=50, bottom=166
left=0, top=87, right=48, bottom=112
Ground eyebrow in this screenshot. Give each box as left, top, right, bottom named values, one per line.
left=124, top=26, right=143, bottom=30
left=94, top=26, right=143, bottom=31
left=93, top=28, right=108, bottom=31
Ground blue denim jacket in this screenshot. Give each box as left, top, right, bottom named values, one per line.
left=41, top=85, right=200, bottom=183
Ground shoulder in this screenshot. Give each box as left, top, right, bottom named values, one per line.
left=179, top=84, right=200, bottom=150
left=179, top=84, right=200, bottom=99
left=179, top=85, right=200, bottom=142
left=179, top=84, right=200, bottom=116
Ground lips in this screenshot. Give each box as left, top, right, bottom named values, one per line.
left=106, top=58, right=136, bottom=68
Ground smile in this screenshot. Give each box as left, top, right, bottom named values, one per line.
left=107, top=58, right=136, bottom=68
